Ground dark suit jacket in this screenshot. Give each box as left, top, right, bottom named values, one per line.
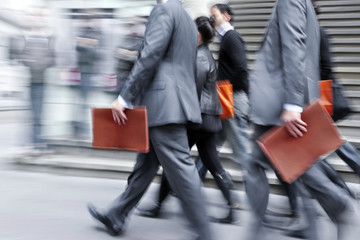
left=120, top=0, right=201, bottom=127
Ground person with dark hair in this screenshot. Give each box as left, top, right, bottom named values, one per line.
left=138, top=16, right=237, bottom=224
left=210, top=3, right=251, bottom=175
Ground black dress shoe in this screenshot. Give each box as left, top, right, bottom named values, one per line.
left=138, top=205, right=161, bottom=218
left=209, top=209, right=234, bottom=224
left=87, top=203, right=123, bottom=236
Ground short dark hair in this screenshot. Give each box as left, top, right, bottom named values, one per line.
left=213, top=3, right=233, bottom=17
left=195, top=16, right=215, bottom=45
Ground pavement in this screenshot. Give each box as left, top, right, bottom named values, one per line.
left=1, top=157, right=360, bottom=240
left=1, top=110, right=360, bottom=240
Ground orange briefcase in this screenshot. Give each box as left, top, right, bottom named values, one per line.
left=217, top=80, right=234, bottom=119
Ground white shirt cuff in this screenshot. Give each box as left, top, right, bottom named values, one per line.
left=117, top=95, right=131, bottom=109
left=284, top=104, right=303, bottom=113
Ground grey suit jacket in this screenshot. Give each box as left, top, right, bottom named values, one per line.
left=196, top=44, right=222, bottom=115
left=120, top=0, right=201, bottom=127
left=250, top=0, right=320, bottom=126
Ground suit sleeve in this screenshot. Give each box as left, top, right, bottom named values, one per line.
left=120, top=5, right=174, bottom=103
left=277, top=0, right=307, bottom=107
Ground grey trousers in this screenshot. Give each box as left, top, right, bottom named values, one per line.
left=218, top=91, right=250, bottom=169
left=105, top=124, right=212, bottom=240
left=30, top=83, right=44, bottom=146
left=245, top=124, right=348, bottom=240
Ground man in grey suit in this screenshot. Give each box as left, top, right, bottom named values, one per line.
left=87, top=1, right=212, bottom=239
left=246, top=0, right=353, bottom=239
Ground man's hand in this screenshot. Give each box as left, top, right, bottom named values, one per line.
left=112, top=100, right=127, bottom=125
left=281, top=110, right=307, bottom=138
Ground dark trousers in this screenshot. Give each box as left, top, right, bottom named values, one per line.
left=30, top=83, right=44, bottom=146
left=155, top=128, right=234, bottom=207
left=336, top=141, right=360, bottom=177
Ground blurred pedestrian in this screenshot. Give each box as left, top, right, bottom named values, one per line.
left=87, top=1, right=212, bottom=239
left=246, top=0, right=354, bottom=239
left=114, top=17, right=145, bottom=92
left=138, top=16, right=237, bottom=224
left=12, top=7, right=55, bottom=154
left=74, top=13, right=100, bottom=138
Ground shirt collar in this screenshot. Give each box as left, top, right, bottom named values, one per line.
left=216, top=22, right=234, bottom=37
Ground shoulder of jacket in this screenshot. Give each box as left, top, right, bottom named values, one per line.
left=222, top=30, right=244, bottom=43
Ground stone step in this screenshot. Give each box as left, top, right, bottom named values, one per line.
left=227, top=45, right=360, bottom=57
left=339, top=79, right=360, bottom=91
left=327, top=28, right=360, bottom=36
left=230, top=0, right=360, bottom=10
left=230, top=0, right=276, bottom=4
left=335, top=66, right=360, bottom=75
left=317, top=0, right=360, bottom=7
left=337, top=119, right=360, bottom=137
left=343, top=90, right=360, bottom=102
left=232, top=6, right=360, bottom=17
left=9, top=150, right=271, bottom=191
left=332, top=47, right=360, bottom=54
left=231, top=2, right=275, bottom=10
left=344, top=136, right=360, bottom=149
left=11, top=146, right=360, bottom=193
left=345, top=106, right=360, bottom=120
left=233, top=8, right=273, bottom=16
left=238, top=28, right=360, bottom=39
left=320, top=20, right=360, bottom=28
left=333, top=57, right=360, bottom=65
left=45, top=137, right=360, bottom=176
left=325, top=154, right=360, bottom=183
left=318, top=13, right=360, bottom=21
left=319, top=6, right=360, bottom=13
left=328, top=37, right=360, bottom=45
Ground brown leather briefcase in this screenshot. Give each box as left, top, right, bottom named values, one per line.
left=92, top=107, right=149, bottom=153
left=257, top=100, right=344, bottom=183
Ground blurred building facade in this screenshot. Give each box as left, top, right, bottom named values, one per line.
left=3, top=0, right=359, bottom=145
left=0, top=0, right=225, bottom=139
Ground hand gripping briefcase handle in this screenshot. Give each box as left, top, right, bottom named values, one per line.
left=217, top=80, right=234, bottom=119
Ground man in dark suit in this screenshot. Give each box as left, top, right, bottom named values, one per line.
left=246, top=0, right=354, bottom=239
left=87, top=1, right=212, bottom=239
